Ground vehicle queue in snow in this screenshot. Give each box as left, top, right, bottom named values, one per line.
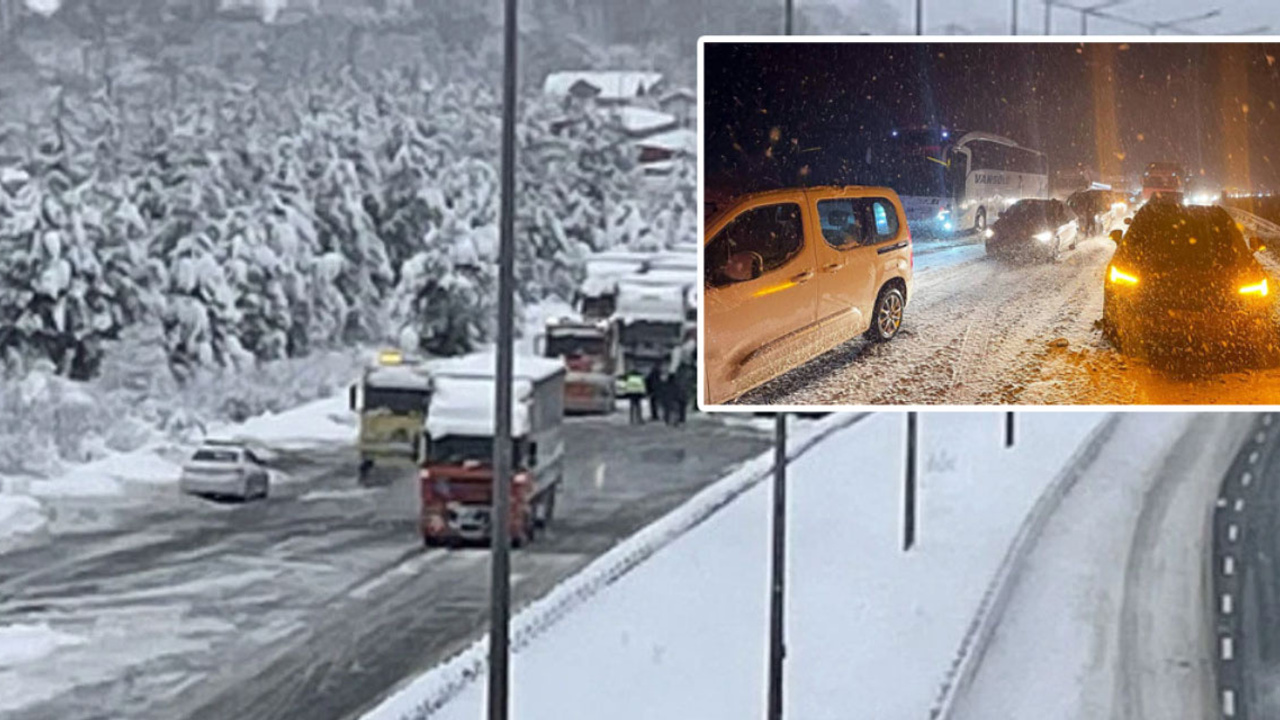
left=700, top=124, right=1280, bottom=404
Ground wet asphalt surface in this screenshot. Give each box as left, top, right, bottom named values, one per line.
left=0, top=411, right=774, bottom=720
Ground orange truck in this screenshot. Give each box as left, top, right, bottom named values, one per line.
left=418, top=353, right=566, bottom=547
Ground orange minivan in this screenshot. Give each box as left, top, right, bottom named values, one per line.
left=702, top=186, right=913, bottom=405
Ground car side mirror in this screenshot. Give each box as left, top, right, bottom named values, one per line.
left=1123, top=217, right=1132, bottom=226
left=721, top=251, right=762, bottom=283
left=1109, top=229, right=1124, bottom=243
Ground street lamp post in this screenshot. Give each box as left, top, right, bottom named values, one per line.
left=767, top=413, right=787, bottom=720
left=1011, top=0, right=1018, bottom=35
left=488, top=0, right=518, bottom=718
left=785, top=0, right=792, bottom=35
left=916, top=0, right=923, bottom=35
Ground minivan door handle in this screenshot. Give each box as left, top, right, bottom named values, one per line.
left=791, top=270, right=815, bottom=284
left=821, top=262, right=844, bottom=272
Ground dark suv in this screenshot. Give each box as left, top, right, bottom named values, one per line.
left=1102, top=203, right=1277, bottom=364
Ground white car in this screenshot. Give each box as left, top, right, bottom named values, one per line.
left=180, top=440, right=271, bottom=501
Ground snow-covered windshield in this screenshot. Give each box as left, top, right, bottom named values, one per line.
left=1119, top=206, right=1250, bottom=271
left=1000, top=200, right=1056, bottom=225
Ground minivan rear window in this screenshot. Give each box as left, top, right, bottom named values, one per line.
left=817, top=197, right=900, bottom=249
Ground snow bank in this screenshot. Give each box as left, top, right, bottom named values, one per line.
left=946, top=413, right=1240, bottom=720
left=0, top=623, right=85, bottom=669
left=359, top=412, right=869, bottom=720
left=366, top=412, right=1118, bottom=720
left=209, top=395, right=356, bottom=451
left=0, top=495, right=49, bottom=552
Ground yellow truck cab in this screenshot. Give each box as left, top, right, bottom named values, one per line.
left=702, top=186, right=913, bottom=405
left=350, top=349, right=433, bottom=483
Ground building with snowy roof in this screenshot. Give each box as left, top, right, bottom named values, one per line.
left=542, top=71, right=665, bottom=105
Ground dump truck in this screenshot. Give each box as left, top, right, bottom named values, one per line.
left=349, top=349, right=432, bottom=484
left=418, top=353, right=566, bottom=547
left=541, top=316, right=621, bottom=414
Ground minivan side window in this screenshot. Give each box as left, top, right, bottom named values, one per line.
left=705, top=203, right=804, bottom=287
left=816, top=197, right=899, bottom=249
left=817, top=199, right=866, bottom=248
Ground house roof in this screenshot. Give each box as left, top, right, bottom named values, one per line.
left=659, top=87, right=696, bottom=103
left=543, top=71, right=664, bottom=101
left=636, top=128, right=697, bottom=154
left=618, top=106, right=677, bottom=135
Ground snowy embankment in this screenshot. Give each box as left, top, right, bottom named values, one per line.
left=949, top=413, right=1251, bottom=720
left=361, top=411, right=1130, bottom=720
left=0, top=353, right=363, bottom=553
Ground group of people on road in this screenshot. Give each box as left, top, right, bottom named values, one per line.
left=620, top=362, right=693, bottom=426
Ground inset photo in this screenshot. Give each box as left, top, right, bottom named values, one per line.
left=698, top=38, right=1280, bottom=409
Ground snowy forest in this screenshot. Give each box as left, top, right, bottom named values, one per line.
left=0, top=0, right=903, bottom=473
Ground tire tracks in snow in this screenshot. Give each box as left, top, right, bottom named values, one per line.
left=742, top=237, right=1114, bottom=406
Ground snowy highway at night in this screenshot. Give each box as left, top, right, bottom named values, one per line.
left=0, top=413, right=772, bottom=720
left=734, top=213, right=1280, bottom=407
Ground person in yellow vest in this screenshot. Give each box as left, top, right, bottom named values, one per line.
left=622, top=369, right=647, bottom=425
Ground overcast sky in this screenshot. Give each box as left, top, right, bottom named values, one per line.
left=885, top=0, right=1280, bottom=35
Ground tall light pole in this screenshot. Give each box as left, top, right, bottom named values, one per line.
left=785, top=0, right=793, bottom=34
left=767, top=413, right=787, bottom=720
left=915, top=0, right=923, bottom=35
left=1011, top=0, right=1018, bottom=35
left=489, top=0, right=518, bottom=718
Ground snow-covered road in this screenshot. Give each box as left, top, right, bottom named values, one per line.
left=949, top=413, right=1254, bottom=719
left=0, top=412, right=774, bottom=720
left=735, top=218, right=1280, bottom=406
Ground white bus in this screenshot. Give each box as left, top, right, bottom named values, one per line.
left=868, top=129, right=1049, bottom=236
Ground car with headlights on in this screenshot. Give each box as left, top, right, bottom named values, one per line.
left=1102, top=203, right=1277, bottom=364
left=179, top=440, right=271, bottom=501
left=984, top=198, right=1079, bottom=262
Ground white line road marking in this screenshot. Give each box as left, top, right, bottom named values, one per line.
left=1267, top=415, right=1274, bottom=426
left=1225, top=556, right=1236, bottom=576
left=1229, top=524, right=1240, bottom=542
left=1218, top=497, right=1229, bottom=508
left=1223, top=636, right=1235, bottom=660
left=1250, top=451, right=1260, bottom=464
left=1256, top=431, right=1267, bottom=444
left=1236, top=499, right=1246, bottom=512
left=1243, top=472, right=1253, bottom=487
left=1224, top=688, right=1237, bottom=717
left=1223, top=593, right=1234, bottom=615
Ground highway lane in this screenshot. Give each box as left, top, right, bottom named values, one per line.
left=1, top=411, right=774, bottom=720
left=1227, top=413, right=1280, bottom=718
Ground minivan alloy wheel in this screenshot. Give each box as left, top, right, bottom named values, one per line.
left=869, top=287, right=905, bottom=342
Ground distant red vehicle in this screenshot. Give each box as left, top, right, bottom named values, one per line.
left=1141, top=162, right=1186, bottom=203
